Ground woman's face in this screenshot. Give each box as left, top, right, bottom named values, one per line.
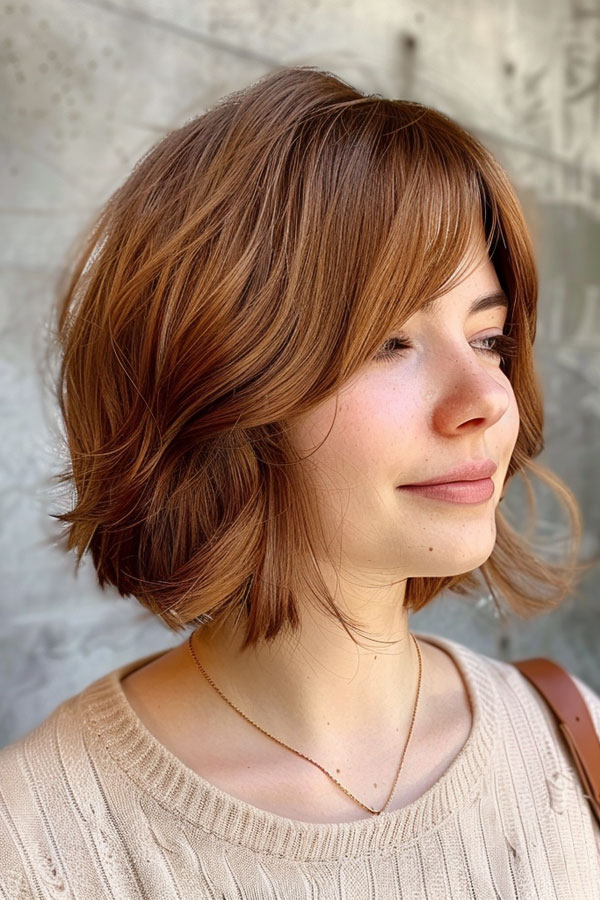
left=289, top=235, right=520, bottom=582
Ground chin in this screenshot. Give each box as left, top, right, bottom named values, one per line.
left=421, top=544, right=496, bottom=576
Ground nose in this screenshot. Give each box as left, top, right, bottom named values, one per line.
left=429, top=354, right=511, bottom=435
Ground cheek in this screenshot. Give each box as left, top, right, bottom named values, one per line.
left=332, top=393, right=421, bottom=476
left=328, top=408, right=387, bottom=469
left=301, top=394, right=405, bottom=486
left=286, top=401, right=378, bottom=491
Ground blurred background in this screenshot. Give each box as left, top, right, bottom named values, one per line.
left=1, top=0, right=599, bottom=746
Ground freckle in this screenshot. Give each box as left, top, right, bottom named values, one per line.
left=373, top=783, right=377, bottom=788
left=326, top=721, right=330, bottom=725
left=428, top=547, right=433, bottom=551
left=374, top=655, right=377, bottom=660
left=336, top=768, right=341, bottom=773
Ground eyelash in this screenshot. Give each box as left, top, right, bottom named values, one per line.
left=376, top=333, right=519, bottom=365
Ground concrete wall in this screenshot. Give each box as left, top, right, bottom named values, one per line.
left=1, top=0, right=598, bottom=745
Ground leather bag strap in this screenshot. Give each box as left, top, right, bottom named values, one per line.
left=511, top=657, right=600, bottom=825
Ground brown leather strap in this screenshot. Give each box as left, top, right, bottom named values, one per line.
left=511, top=657, right=600, bottom=825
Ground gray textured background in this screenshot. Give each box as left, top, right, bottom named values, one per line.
left=1, top=0, right=599, bottom=747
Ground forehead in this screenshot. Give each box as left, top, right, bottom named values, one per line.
left=418, top=223, right=506, bottom=314
left=420, top=290, right=509, bottom=318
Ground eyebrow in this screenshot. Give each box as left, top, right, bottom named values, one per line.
left=421, top=290, right=509, bottom=317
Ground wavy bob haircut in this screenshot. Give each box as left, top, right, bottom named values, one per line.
left=49, top=65, right=594, bottom=649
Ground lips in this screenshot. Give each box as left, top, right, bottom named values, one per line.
left=400, top=458, right=497, bottom=487
left=398, top=477, right=496, bottom=504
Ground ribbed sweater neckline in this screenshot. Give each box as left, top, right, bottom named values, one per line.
left=80, top=630, right=498, bottom=862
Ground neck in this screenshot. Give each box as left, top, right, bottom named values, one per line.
left=188, top=594, right=425, bottom=760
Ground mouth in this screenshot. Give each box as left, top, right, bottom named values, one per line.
left=397, top=478, right=495, bottom=504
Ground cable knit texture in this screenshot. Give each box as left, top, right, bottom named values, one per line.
left=1, top=630, right=599, bottom=899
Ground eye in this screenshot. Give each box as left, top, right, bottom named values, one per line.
left=469, top=333, right=519, bottom=364
left=375, top=337, right=412, bottom=361
left=375, top=333, right=519, bottom=364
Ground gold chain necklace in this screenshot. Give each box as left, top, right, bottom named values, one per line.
left=187, top=629, right=422, bottom=816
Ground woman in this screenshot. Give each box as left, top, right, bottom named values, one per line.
left=1, top=66, right=598, bottom=898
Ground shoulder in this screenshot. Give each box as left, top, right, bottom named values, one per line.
left=431, top=630, right=600, bottom=761
left=0, top=654, right=152, bottom=897
left=471, top=644, right=600, bottom=797
left=484, top=649, right=600, bottom=732
left=0, top=694, right=80, bottom=897
left=569, top=671, right=600, bottom=727
left=441, top=630, right=599, bottom=714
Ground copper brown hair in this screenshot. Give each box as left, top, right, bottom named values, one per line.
left=48, top=65, right=596, bottom=650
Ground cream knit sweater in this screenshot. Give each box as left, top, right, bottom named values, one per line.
left=1, top=630, right=599, bottom=899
